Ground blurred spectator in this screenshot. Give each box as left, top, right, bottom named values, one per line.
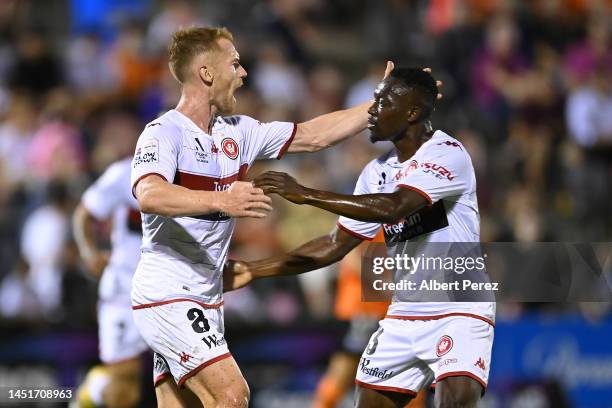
left=109, top=21, right=160, bottom=100
left=26, top=90, right=86, bottom=182
left=19, top=181, right=71, bottom=318
left=563, top=14, right=611, bottom=88
left=146, top=0, right=208, bottom=56
left=471, top=14, right=529, bottom=123
left=0, top=256, right=41, bottom=320
left=564, top=63, right=612, bottom=240
left=0, top=92, right=37, bottom=187
left=566, top=64, right=612, bottom=148
left=7, top=29, right=64, bottom=95
left=252, top=42, right=307, bottom=112
left=65, top=32, right=119, bottom=96
left=301, top=63, right=344, bottom=119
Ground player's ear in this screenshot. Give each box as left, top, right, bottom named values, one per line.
left=199, top=66, right=214, bottom=86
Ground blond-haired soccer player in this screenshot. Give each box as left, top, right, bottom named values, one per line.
left=130, top=26, right=394, bottom=407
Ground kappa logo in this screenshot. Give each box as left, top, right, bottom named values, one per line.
left=211, top=143, right=219, bottom=154
left=474, top=357, right=486, bottom=370
left=437, top=140, right=462, bottom=150
left=179, top=352, right=192, bottom=364
left=221, top=138, right=239, bottom=160
left=436, top=335, right=453, bottom=357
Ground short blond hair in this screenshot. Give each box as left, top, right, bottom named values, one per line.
left=168, top=26, right=234, bottom=83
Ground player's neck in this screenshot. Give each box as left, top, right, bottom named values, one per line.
left=175, top=87, right=218, bottom=134
left=394, top=121, right=433, bottom=163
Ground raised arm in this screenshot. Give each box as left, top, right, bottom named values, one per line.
left=224, top=227, right=362, bottom=291
left=287, top=65, right=443, bottom=153
left=134, top=175, right=272, bottom=218
left=253, top=171, right=429, bottom=224
left=287, top=62, right=395, bottom=153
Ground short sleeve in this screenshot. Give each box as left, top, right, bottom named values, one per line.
left=131, top=122, right=180, bottom=197
left=82, top=161, right=127, bottom=220
left=396, top=140, right=472, bottom=204
left=235, top=115, right=297, bottom=162
left=337, top=162, right=381, bottom=240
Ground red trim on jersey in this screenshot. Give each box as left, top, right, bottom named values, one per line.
left=355, top=379, right=417, bottom=396
left=132, top=173, right=168, bottom=198
left=435, top=371, right=487, bottom=390
left=396, top=184, right=433, bottom=205
left=132, top=298, right=224, bottom=310
left=177, top=352, right=232, bottom=388
left=336, top=221, right=374, bottom=241
left=174, top=164, right=249, bottom=191
left=385, top=313, right=495, bottom=327
left=153, top=373, right=170, bottom=387
left=277, top=123, right=298, bottom=159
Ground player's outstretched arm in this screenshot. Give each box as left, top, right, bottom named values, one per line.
left=223, top=227, right=362, bottom=291
left=135, top=175, right=273, bottom=218
left=288, top=65, right=443, bottom=153
left=254, top=171, right=429, bottom=224
left=287, top=61, right=394, bottom=153
left=73, top=203, right=110, bottom=279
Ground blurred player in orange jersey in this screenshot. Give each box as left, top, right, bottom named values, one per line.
left=312, top=232, right=387, bottom=408
left=313, top=232, right=427, bottom=408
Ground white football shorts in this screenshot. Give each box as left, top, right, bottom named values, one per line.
left=98, top=300, right=148, bottom=364
left=355, top=315, right=494, bottom=396
left=132, top=298, right=231, bottom=387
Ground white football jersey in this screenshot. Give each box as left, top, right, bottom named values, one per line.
left=130, top=109, right=295, bottom=306
left=338, top=130, right=495, bottom=324
left=82, top=158, right=142, bottom=303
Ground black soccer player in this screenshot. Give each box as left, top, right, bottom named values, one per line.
left=230, top=68, right=494, bottom=408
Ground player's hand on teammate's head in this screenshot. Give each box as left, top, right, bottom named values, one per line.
left=222, top=181, right=273, bottom=218
left=422, top=67, right=444, bottom=100
left=253, top=171, right=308, bottom=205
left=84, top=250, right=110, bottom=279
left=381, top=63, right=443, bottom=100
left=223, top=259, right=253, bottom=292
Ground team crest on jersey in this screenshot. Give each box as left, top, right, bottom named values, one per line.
left=221, top=138, right=239, bottom=160
left=436, top=335, right=453, bottom=357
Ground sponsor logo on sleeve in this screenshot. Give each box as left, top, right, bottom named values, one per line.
left=421, top=162, right=455, bottom=181
left=133, top=138, right=159, bottom=167
left=221, top=138, right=239, bottom=160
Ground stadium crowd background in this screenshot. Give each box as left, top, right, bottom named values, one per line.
left=0, top=0, right=610, bottom=407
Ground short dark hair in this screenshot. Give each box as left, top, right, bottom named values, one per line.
left=389, top=67, right=438, bottom=118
